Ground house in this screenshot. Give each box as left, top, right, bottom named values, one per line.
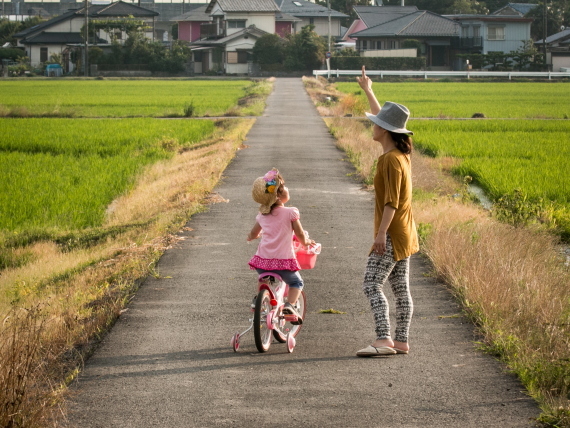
left=343, top=5, right=418, bottom=44
left=172, top=4, right=211, bottom=43
left=491, top=3, right=537, bottom=17
left=535, top=28, right=570, bottom=71
left=276, top=0, right=347, bottom=40
left=444, top=13, right=533, bottom=56
left=347, top=6, right=460, bottom=70
left=13, top=1, right=158, bottom=71
left=180, top=0, right=347, bottom=74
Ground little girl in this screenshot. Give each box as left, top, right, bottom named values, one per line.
left=247, top=168, right=315, bottom=325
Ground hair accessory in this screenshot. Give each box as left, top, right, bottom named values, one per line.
left=365, top=101, right=413, bottom=135
left=263, top=169, right=279, bottom=193
left=252, top=168, right=281, bottom=214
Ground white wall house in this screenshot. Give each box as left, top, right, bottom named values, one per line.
left=12, top=1, right=158, bottom=69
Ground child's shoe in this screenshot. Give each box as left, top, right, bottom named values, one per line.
left=283, top=302, right=303, bottom=325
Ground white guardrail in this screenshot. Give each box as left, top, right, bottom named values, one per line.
left=313, top=69, right=570, bottom=80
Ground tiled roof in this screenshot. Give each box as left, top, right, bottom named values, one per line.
left=350, top=11, right=459, bottom=38
left=277, top=0, right=347, bottom=18
left=23, top=31, right=107, bottom=44
left=536, top=28, right=570, bottom=44
left=492, top=3, right=538, bottom=16
left=84, top=1, right=158, bottom=17
left=13, top=9, right=77, bottom=38
left=207, top=0, right=280, bottom=13
left=14, top=0, right=158, bottom=39
left=275, top=11, right=302, bottom=22
left=190, top=25, right=268, bottom=46
left=171, top=4, right=211, bottom=22
left=353, top=5, right=418, bottom=28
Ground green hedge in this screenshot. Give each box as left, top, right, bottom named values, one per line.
left=0, top=48, right=26, bottom=61
left=330, top=56, right=426, bottom=70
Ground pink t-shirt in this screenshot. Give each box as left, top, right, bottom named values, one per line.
left=248, top=206, right=301, bottom=271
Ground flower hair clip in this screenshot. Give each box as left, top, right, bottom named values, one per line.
left=263, top=168, right=279, bottom=194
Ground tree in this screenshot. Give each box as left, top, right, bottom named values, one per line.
left=253, top=33, right=285, bottom=66
left=526, top=1, right=569, bottom=40
left=284, top=25, right=327, bottom=71
left=0, top=16, right=43, bottom=46
left=315, top=0, right=370, bottom=27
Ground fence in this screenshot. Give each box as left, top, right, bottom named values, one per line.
left=313, top=69, right=570, bottom=80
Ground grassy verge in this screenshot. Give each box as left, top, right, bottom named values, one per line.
left=303, top=76, right=570, bottom=427
left=0, top=79, right=272, bottom=427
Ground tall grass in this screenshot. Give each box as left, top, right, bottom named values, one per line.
left=305, top=76, right=570, bottom=426
left=0, top=118, right=256, bottom=427
left=335, top=81, right=570, bottom=118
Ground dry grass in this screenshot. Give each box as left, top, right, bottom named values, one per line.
left=0, top=118, right=255, bottom=427
left=304, top=76, right=570, bottom=426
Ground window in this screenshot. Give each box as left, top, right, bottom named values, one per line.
left=193, top=51, right=203, bottom=62
left=238, top=51, right=248, bottom=64
left=473, top=26, right=480, bottom=38
left=309, top=18, right=314, bottom=24
left=227, top=51, right=249, bottom=64
left=377, top=41, right=383, bottom=50
left=40, top=47, right=48, bottom=63
left=362, top=40, right=367, bottom=50
left=390, top=40, right=397, bottom=49
left=487, top=26, right=505, bottom=40
left=228, top=20, right=246, bottom=29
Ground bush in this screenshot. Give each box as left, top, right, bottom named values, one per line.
left=253, top=33, right=285, bottom=65
left=0, top=48, right=25, bottom=61
left=330, top=56, right=426, bottom=70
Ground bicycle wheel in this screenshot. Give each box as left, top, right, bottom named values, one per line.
left=254, top=289, right=273, bottom=352
left=273, top=290, right=306, bottom=343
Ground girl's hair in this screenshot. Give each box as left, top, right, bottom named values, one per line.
left=389, top=131, right=413, bottom=155
left=264, top=173, right=285, bottom=215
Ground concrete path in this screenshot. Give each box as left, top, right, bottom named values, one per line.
left=68, top=78, right=539, bottom=427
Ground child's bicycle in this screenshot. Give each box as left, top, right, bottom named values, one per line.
left=231, top=240, right=321, bottom=353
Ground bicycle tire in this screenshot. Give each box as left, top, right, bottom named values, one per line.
left=273, top=290, right=306, bottom=343
left=253, top=289, right=273, bottom=352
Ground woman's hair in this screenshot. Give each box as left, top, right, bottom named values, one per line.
left=389, top=131, right=413, bottom=155
left=264, top=174, right=285, bottom=215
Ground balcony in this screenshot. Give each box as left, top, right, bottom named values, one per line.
left=451, top=37, right=483, bottom=49
left=200, top=23, right=225, bottom=40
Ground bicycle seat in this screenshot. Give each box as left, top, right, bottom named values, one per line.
left=258, top=273, right=283, bottom=283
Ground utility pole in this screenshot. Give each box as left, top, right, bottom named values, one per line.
left=327, top=0, right=331, bottom=52
left=543, top=0, right=547, bottom=70
left=84, top=0, right=89, bottom=76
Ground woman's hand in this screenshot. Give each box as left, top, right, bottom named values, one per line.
left=373, top=231, right=387, bottom=255
left=356, top=66, right=373, bottom=92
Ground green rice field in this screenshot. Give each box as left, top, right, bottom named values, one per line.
left=410, top=120, right=570, bottom=203
left=336, top=81, right=570, bottom=119
left=0, top=80, right=250, bottom=117
left=0, top=118, right=215, bottom=231
left=336, top=80, right=570, bottom=235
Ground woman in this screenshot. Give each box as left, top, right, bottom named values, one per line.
left=355, top=66, right=419, bottom=357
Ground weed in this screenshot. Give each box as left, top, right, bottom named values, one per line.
left=318, top=308, right=347, bottom=314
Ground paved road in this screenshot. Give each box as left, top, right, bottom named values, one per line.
left=68, top=78, right=539, bottom=427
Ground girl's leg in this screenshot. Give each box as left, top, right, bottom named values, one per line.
left=277, top=270, right=304, bottom=305
left=388, top=257, right=413, bottom=349
left=362, top=250, right=397, bottom=343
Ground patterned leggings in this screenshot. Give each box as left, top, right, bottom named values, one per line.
left=362, top=236, right=413, bottom=343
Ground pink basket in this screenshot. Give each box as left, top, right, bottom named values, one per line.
left=293, top=240, right=322, bottom=270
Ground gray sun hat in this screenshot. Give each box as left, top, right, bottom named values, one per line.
left=365, top=101, right=414, bottom=135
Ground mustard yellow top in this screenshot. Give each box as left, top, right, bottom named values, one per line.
left=373, top=150, right=419, bottom=261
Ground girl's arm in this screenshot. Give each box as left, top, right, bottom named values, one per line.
left=356, top=66, right=381, bottom=115
left=247, top=222, right=262, bottom=241
left=292, top=220, right=315, bottom=247
left=373, top=205, right=396, bottom=255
